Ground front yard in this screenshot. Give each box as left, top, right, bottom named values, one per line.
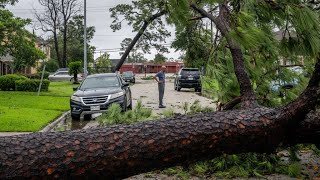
left=0, top=82, right=74, bottom=132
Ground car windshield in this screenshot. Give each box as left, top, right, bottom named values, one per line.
left=80, top=76, right=120, bottom=90
left=181, top=69, right=200, bottom=76
left=123, top=71, right=133, bottom=77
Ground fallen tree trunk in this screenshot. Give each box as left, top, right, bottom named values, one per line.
left=0, top=105, right=319, bottom=179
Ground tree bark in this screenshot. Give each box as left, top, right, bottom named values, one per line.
left=114, top=10, right=166, bottom=72
left=62, top=22, right=67, bottom=68
left=0, top=103, right=320, bottom=179
left=190, top=4, right=258, bottom=108
left=53, top=30, right=62, bottom=67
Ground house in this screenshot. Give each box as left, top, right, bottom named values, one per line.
left=0, top=54, right=14, bottom=76
left=0, top=37, right=51, bottom=76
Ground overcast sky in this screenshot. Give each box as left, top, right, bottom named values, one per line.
left=7, top=0, right=182, bottom=60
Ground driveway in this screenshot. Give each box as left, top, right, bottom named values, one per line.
left=131, top=74, right=216, bottom=115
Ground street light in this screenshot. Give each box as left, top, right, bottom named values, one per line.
left=83, top=0, right=88, bottom=78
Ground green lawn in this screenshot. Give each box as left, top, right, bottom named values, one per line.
left=0, top=82, right=75, bottom=132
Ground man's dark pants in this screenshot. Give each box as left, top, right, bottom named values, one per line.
left=158, top=82, right=165, bottom=106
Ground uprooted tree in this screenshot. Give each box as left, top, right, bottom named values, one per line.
left=1, top=0, right=320, bottom=179
left=110, top=0, right=170, bottom=71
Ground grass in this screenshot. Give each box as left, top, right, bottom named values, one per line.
left=0, top=82, right=74, bottom=132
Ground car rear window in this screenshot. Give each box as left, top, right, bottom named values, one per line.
left=181, top=69, right=200, bottom=76
left=123, top=71, right=133, bottom=77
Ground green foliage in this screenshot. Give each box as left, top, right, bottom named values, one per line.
left=141, top=76, right=153, bottom=80
left=110, top=0, right=170, bottom=54
left=0, top=74, right=28, bottom=91
left=120, top=38, right=147, bottom=63
left=98, top=100, right=152, bottom=126
left=15, top=79, right=37, bottom=92
left=15, top=79, right=50, bottom=92
left=189, top=100, right=214, bottom=114
left=94, top=53, right=111, bottom=73
left=162, top=108, right=175, bottom=118
left=153, top=53, right=167, bottom=63
left=181, top=102, right=189, bottom=115
left=28, top=72, right=50, bottom=80
left=287, top=163, right=301, bottom=178
left=37, top=59, right=59, bottom=73
left=172, top=21, right=211, bottom=68
left=0, top=9, right=45, bottom=71
left=68, top=61, right=82, bottom=74
left=68, top=61, right=82, bottom=83
left=161, top=152, right=303, bottom=179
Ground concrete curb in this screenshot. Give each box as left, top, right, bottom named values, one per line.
left=40, top=111, right=71, bottom=133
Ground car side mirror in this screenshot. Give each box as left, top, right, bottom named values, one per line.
left=73, top=87, right=78, bottom=91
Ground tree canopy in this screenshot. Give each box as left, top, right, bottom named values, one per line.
left=0, top=4, right=45, bottom=72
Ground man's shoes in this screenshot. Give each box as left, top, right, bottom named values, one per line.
left=159, top=105, right=166, bottom=108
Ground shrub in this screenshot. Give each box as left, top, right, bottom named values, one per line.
left=15, top=79, right=37, bottom=92
left=15, top=79, right=50, bottom=92
left=0, top=74, right=28, bottom=91
left=68, top=61, right=82, bottom=83
left=35, top=80, right=50, bottom=92
left=27, top=72, right=50, bottom=80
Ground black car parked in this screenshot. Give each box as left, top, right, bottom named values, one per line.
left=174, top=68, right=202, bottom=92
left=122, top=71, right=135, bottom=83
left=70, top=73, right=132, bottom=120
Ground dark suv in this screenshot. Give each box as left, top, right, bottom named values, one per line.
left=70, top=73, right=132, bottom=120
left=122, top=71, right=135, bottom=83
left=174, top=68, right=202, bottom=92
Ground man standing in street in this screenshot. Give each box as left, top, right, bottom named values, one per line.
left=153, top=66, right=166, bottom=108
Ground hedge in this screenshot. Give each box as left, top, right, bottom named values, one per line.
left=0, top=74, right=28, bottom=91
left=27, top=72, right=50, bottom=80
left=15, top=79, right=50, bottom=92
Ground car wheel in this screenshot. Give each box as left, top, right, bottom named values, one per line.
left=127, top=97, right=133, bottom=110
left=122, top=96, right=128, bottom=112
left=177, top=87, right=181, bottom=91
left=71, top=113, right=80, bottom=120
left=84, top=114, right=91, bottom=120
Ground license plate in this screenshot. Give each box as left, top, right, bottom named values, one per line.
left=90, top=106, right=100, bottom=111
left=188, top=77, right=194, bottom=80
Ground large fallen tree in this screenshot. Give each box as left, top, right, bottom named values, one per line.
left=0, top=87, right=320, bottom=179
left=1, top=0, right=320, bottom=179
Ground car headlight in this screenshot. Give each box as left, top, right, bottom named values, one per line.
left=71, top=95, right=82, bottom=102
left=110, top=91, right=124, bottom=99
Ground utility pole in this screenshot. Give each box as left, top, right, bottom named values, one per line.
left=83, top=0, right=88, bottom=77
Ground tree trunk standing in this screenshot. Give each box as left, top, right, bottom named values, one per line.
left=191, top=4, right=258, bottom=108
left=53, top=30, right=62, bottom=67
left=114, top=11, right=166, bottom=72
left=62, top=22, right=68, bottom=68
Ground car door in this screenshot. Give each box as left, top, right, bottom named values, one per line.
left=119, top=76, right=131, bottom=105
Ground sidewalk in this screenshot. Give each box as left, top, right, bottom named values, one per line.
left=0, top=132, right=31, bottom=137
